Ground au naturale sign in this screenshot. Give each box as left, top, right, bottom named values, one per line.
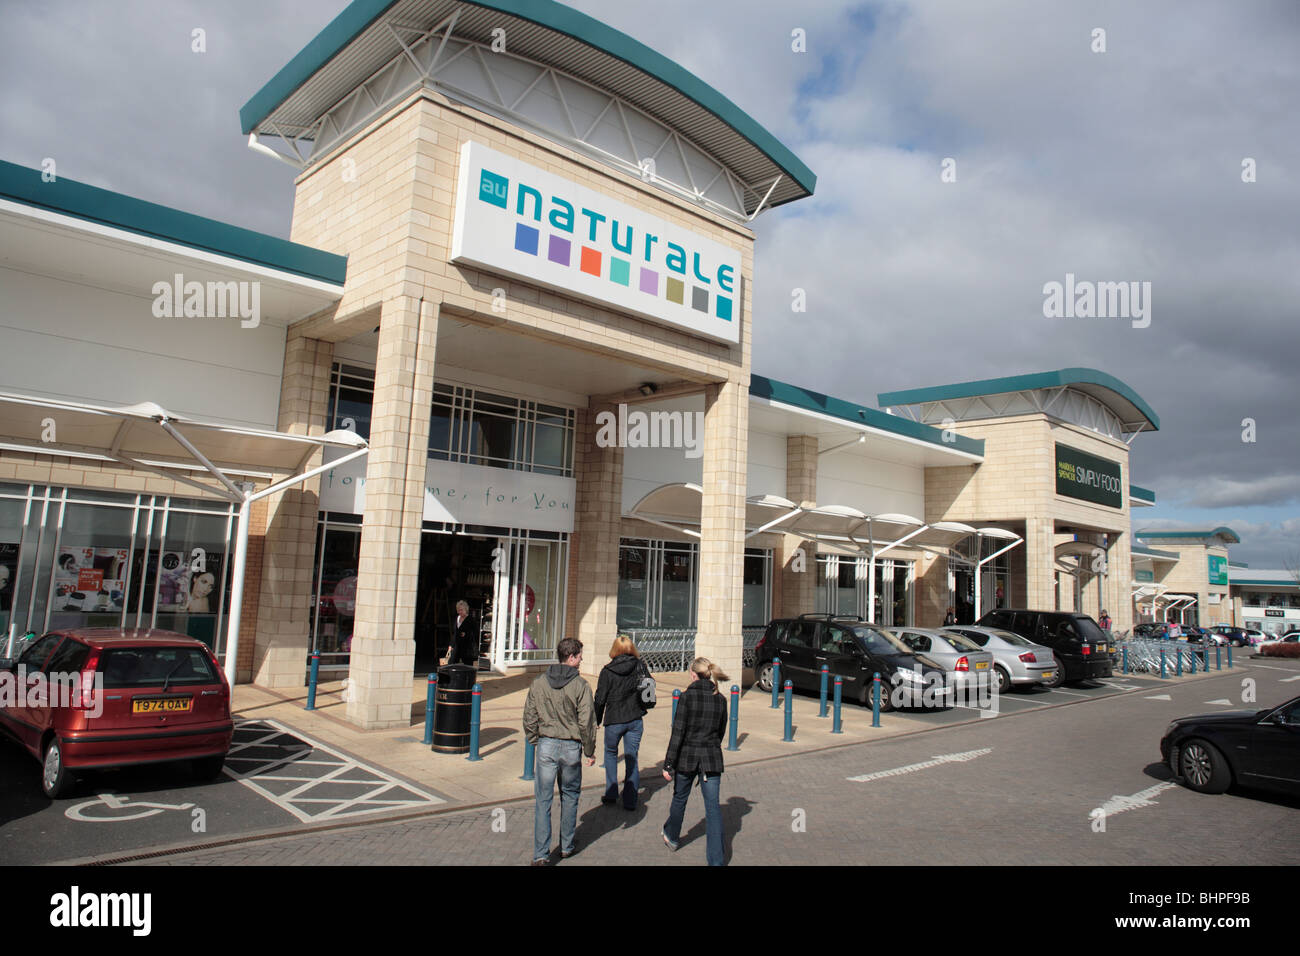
left=1055, top=443, right=1123, bottom=509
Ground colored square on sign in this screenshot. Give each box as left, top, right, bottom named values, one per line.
left=716, top=295, right=733, bottom=321
left=479, top=169, right=508, bottom=208
left=609, top=258, right=631, bottom=286
left=692, top=286, right=709, bottom=313
left=580, top=246, right=602, bottom=277
left=548, top=235, right=571, bottom=265
left=639, top=268, right=658, bottom=295
left=514, top=223, right=539, bottom=255
left=666, top=277, right=685, bottom=304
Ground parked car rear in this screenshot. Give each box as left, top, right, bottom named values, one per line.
left=943, top=625, right=1058, bottom=691
left=976, top=610, right=1113, bottom=684
left=0, top=628, right=234, bottom=797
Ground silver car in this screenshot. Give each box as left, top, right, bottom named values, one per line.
left=942, top=625, right=1058, bottom=692
left=893, top=627, right=996, bottom=696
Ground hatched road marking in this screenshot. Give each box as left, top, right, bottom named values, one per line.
left=224, top=719, right=445, bottom=824
left=847, top=748, right=993, bottom=783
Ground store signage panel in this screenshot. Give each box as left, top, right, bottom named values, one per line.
left=320, top=450, right=576, bottom=534
left=1265, top=608, right=1284, bottom=617
left=1207, top=554, right=1227, bottom=586
left=1054, top=443, right=1123, bottom=509
left=451, top=141, right=741, bottom=345
left=1135, top=569, right=1154, bottom=583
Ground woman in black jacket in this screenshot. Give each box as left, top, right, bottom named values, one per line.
left=594, top=634, right=653, bottom=810
left=661, top=656, right=729, bottom=866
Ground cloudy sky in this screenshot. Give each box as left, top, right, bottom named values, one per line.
left=2, top=0, right=1297, bottom=567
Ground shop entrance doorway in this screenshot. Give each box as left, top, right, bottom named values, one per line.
left=415, top=533, right=498, bottom=673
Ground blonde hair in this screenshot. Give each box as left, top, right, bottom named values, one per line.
left=609, top=634, right=640, bottom=659
left=690, top=656, right=728, bottom=692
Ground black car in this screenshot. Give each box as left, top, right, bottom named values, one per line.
left=753, top=614, right=949, bottom=710
left=1160, top=695, right=1300, bottom=795
left=976, top=609, right=1113, bottom=685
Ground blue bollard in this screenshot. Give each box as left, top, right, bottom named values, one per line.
left=1160, top=647, right=1167, bottom=679
left=520, top=738, right=535, bottom=781
left=819, top=664, right=829, bottom=718
left=783, top=680, right=794, bottom=741
left=1190, top=646, right=1197, bottom=674
left=466, top=683, right=482, bottom=762
left=672, top=688, right=681, bottom=723
left=305, top=650, right=321, bottom=710
left=1177, top=648, right=1183, bottom=677
left=872, top=672, right=882, bottom=728
left=1216, top=644, right=1222, bottom=671
left=421, top=672, right=437, bottom=745
left=770, top=660, right=782, bottom=709
left=832, top=676, right=843, bottom=734
left=1227, top=643, right=1233, bottom=669
left=727, top=685, right=740, bottom=751
left=1122, top=645, right=1129, bottom=675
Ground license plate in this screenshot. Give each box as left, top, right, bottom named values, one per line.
left=133, top=697, right=193, bottom=714
left=975, top=662, right=989, bottom=670
left=1098, top=644, right=1108, bottom=653
left=1041, top=672, right=1055, bottom=681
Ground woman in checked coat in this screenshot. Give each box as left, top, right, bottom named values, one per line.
left=661, top=656, right=730, bottom=866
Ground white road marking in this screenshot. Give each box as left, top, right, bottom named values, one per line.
left=225, top=719, right=445, bottom=823
left=1205, top=699, right=1232, bottom=706
left=1096, top=781, right=1177, bottom=818
left=1248, top=664, right=1300, bottom=672
left=1280, top=675, right=1300, bottom=683
left=66, top=792, right=196, bottom=823
left=847, top=748, right=992, bottom=783
left=1144, top=694, right=1172, bottom=701
left=1046, top=688, right=1092, bottom=697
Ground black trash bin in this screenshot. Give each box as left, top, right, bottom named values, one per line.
left=431, top=664, right=477, bottom=754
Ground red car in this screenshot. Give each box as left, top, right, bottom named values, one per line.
left=0, top=628, right=233, bottom=797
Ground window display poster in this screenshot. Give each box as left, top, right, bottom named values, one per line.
left=157, top=551, right=223, bottom=614
left=54, top=546, right=127, bottom=613
left=0, top=542, right=17, bottom=613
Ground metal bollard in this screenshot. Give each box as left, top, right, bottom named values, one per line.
left=521, top=738, right=535, bottom=781
left=819, top=664, right=829, bottom=718
left=771, top=660, right=782, bottom=709
left=1227, top=643, right=1233, bottom=669
left=783, top=680, right=794, bottom=741
left=1216, top=643, right=1222, bottom=671
left=1160, top=647, right=1167, bottom=679
left=305, top=650, right=321, bottom=710
left=672, top=688, right=682, bottom=723
left=727, top=685, right=740, bottom=751
left=1122, top=644, right=1129, bottom=674
left=1190, top=646, right=1197, bottom=674
left=1176, top=648, right=1183, bottom=677
left=872, top=672, right=882, bottom=728
left=832, top=676, right=843, bottom=734
left=466, top=683, right=483, bottom=761
left=421, top=672, right=438, bottom=745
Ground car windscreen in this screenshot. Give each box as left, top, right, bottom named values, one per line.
left=98, top=646, right=218, bottom=689
left=851, top=626, right=913, bottom=655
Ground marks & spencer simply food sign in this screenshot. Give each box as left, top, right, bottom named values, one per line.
left=451, top=141, right=741, bottom=344
left=1055, top=443, right=1123, bottom=509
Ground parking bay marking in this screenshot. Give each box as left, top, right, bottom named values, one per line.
left=224, top=719, right=446, bottom=824
left=1205, top=699, right=1233, bottom=706
left=847, top=748, right=992, bottom=783
left=1144, top=694, right=1172, bottom=701
left=66, top=792, right=196, bottom=823
left=1095, top=781, right=1177, bottom=819
left=1280, top=675, right=1300, bottom=683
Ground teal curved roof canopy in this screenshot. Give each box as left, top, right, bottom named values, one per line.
left=1136, top=527, right=1241, bottom=545
left=240, top=0, right=815, bottom=212
left=877, top=367, right=1159, bottom=433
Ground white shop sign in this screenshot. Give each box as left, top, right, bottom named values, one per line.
left=319, top=451, right=576, bottom=534
left=451, top=141, right=741, bottom=344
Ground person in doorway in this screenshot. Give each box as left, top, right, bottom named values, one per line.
left=1099, top=610, right=1112, bottom=633
left=523, top=638, right=596, bottom=864
left=943, top=606, right=957, bottom=626
left=594, top=634, right=652, bottom=810
left=444, top=600, right=475, bottom=666
left=661, top=657, right=730, bottom=867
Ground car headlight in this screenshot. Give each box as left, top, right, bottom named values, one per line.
left=895, top=668, right=925, bottom=683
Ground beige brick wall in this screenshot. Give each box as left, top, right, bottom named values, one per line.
left=776, top=435, right=817, bottom=617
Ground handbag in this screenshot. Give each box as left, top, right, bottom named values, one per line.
left=636, top=659, right=657, bottom=709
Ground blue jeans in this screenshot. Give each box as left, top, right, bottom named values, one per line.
left=534, top=738, right=582, bottom=860
left=663, top=770, right=724, bottom=866
left=603, top=719, right=643, bottom=808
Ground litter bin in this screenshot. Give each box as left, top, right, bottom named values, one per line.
left=431, top=664, right=477, bottom=754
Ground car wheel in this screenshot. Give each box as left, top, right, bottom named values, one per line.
left=41, top=738, right=74, bottom=799
left=192, top=754, right=226, bottom=781
left=1044, top=656, right=1065, bottom=689
left=1177, top=738, right=1231, bottom=794
left=754, top=661, right=774, bottom=693
left=993, top=666, right=1011, bottom=695
left=860, top=678, right=895, bottom=713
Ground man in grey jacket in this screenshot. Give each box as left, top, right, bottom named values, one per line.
left=523, top=637, right=596, bottom=864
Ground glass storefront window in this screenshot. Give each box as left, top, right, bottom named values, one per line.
left=660, top=544, right=695, bottom=628
left=618, top=541, right=649, bottom=628
left=48, top=501, right=135, bottom=633
left=742, top=549, right=771, bottom=627
left=153, top=509, right=233, bottom=652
